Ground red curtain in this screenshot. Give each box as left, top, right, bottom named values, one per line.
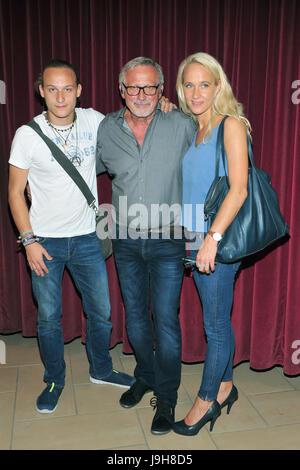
left=1, top=0, right=299, bottom=374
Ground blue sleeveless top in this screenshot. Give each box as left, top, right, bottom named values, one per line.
left=182, top=123, right=227, bottom=232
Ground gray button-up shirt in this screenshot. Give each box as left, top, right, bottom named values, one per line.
left=96, top=104, right=196, bottom=230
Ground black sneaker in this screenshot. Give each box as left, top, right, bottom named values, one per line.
left=36, top=382, right=63, bottom=414
left=120, top=378, right=153, bottom=408
left=150, top=396, right=175, bottom=435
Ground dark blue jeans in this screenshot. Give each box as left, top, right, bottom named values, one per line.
left=112, top=235, right=185, bottom=406
left=32, top=232, right=112, bottom=387
left=191, top=250, right=240, bottom=401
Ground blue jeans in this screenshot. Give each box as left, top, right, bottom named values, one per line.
left=190, top=250, right=240, bottom=401
left=112, top=235, right=185, bottom=406
left=32, top=232, right=112, bottom=388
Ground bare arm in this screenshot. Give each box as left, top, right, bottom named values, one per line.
left=8, top=165, right=52, bottom=276
left=196, top=117, right=249, bottom=273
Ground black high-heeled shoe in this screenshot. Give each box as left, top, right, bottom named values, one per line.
left=172, top=400, right=221, bottom=436
left=220, top=385, right=238, bottom=414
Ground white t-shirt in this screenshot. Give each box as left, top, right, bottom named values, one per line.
left=9, top=108, right=105, bottom=237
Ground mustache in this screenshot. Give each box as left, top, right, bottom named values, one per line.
left=133, top=99, right=152, bottom=105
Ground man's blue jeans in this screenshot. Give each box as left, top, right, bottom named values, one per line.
left=191, top=250, right=240, bottom=401
left=112, top=235, right=185, bottom=406
left=31, top=232, right=112, bottom=388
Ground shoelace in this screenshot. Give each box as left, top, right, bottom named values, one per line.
left=150, top=396, right=158, bottom=410
left=150, top=395, right=172, bottom=415
left=150, top=396, right=172, bottom=418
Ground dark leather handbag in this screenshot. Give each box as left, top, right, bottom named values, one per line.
left=204, top=116, right=289, bottom=263
left=26, top=120, right=112, bottom=260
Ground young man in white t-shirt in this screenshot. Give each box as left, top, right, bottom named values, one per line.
left=8, top=60, right=134, bottom=414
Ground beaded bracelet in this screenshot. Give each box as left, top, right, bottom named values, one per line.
left=20, top=230, right=34, bottom=237
left=18, top=231, right=39, bottom=247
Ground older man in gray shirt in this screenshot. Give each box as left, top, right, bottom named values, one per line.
left=96, top=57, right=196, bottom=435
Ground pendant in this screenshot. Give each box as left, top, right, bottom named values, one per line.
left=62, top=142, right=69, bottom=150
left=70, top=155, right=81, bottom=166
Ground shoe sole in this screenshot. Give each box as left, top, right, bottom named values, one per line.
left=89, top=376, right=133, bottom=388
left=36, top=405, right=57, bottom=414
left=151, top=428, right=172, bottom=435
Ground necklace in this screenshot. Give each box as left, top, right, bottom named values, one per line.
left=45, top=112, right=77, bottom=150
left=45, top=112, right=81, bottom=166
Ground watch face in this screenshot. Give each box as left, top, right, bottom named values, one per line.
left=213, top=232, right=222, bottom=241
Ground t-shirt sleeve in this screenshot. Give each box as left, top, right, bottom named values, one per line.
left=9, top=125, right=37, bottom=169
left=94, top=109, right=106, bottom=125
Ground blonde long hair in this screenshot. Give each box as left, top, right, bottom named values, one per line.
left=176, top=52, right=251, bottom=140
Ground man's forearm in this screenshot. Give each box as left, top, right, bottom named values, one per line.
left=8, top=192, right=32, bottom=235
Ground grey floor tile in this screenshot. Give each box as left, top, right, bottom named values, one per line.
left=5, top=333, right=300, bottom=450
left=213, top=424, right=300, bottom=450
left=234, top=362, right=294, bottom=395
left=248, top=390, right=300, bottom=426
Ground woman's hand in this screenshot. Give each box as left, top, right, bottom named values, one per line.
left=159, top=96, right=177, bottom=113
left=196, top=235, right=218, bottom=274
left=25, top=243, right=53, bottom=277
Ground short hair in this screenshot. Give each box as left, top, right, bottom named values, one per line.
left=176, top=52, right=251, bottom=138
left=119, top=57, right=164, bottom=92
left=34, top=59, right=80, bottom=94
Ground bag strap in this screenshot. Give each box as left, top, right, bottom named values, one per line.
left=26, top=119, right=97, bottom=211
left=215, top=115, right=255, bottom=178
left=215, top=116, right=229, bottom=177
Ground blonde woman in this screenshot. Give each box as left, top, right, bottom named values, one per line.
left=173, top=53, right=249, bottom=436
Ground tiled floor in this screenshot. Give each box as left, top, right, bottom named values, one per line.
left=1, top=332, right=300, bottom=450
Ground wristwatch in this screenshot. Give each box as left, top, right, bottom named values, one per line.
left=208, top=230, right=223, bottom=242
